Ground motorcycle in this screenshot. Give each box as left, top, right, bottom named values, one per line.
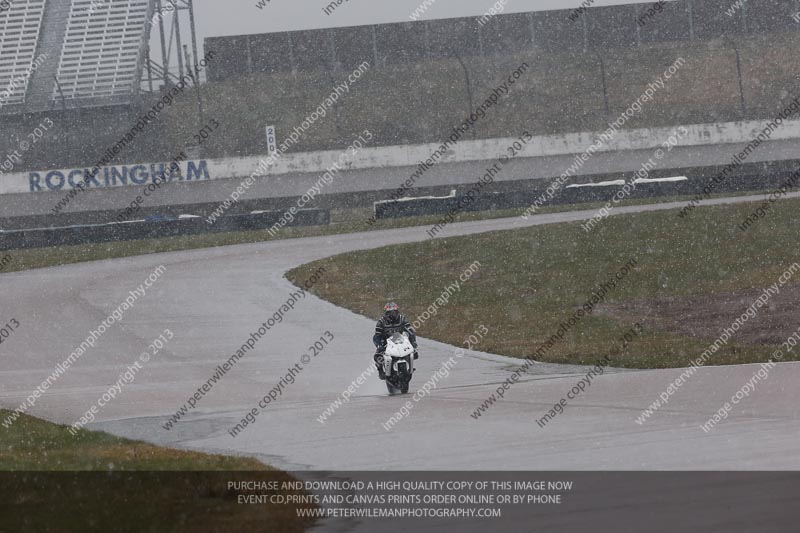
left=377, top=332, right=416, bottom=395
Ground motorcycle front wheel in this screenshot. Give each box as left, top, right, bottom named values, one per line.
left=386, top=381, right=402, bottom=395
left=398, top=372, right=411, bottom=394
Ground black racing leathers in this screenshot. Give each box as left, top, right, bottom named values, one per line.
left=373, top=314, right=417, bottom=352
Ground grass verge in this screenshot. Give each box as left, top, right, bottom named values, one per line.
left=0, top=409, right=315, bottom=532
left=287, top=197, right=800, bottom=369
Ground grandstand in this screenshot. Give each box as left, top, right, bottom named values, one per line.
left=0, top=0, right=206, bottom=175
left=0, top=0, right=47, bottom=109
left=0, top=0, right=154, bottom=114
left=52, top=0, right=152, bottom=106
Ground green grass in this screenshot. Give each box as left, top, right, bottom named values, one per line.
left=0, top=409, right=267, bottom=471
left=287, top=196, right=800, bottom=369
left=0, top=409, right=315, bottom=532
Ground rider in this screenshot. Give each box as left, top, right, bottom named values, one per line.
left=373, top=302, right=417, bottom=380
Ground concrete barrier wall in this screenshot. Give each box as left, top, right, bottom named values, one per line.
left=3, top=118, right=799, bottom=196
left=374, top=171, right=800, bottom=221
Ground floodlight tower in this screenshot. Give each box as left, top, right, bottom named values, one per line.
left=143, top=0, right=202, bottom=92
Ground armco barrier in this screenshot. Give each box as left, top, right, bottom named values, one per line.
left=0, top=197, right=312, bottom=231
left=0, top=209, right=329, bottom=251
left=373, top=171, right=798, bottom=220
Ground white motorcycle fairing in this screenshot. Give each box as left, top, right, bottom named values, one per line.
left=382, top=332, right=415, bottom=394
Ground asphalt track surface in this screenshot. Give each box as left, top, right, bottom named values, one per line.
left=1, top=192, right=799, bottom=476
